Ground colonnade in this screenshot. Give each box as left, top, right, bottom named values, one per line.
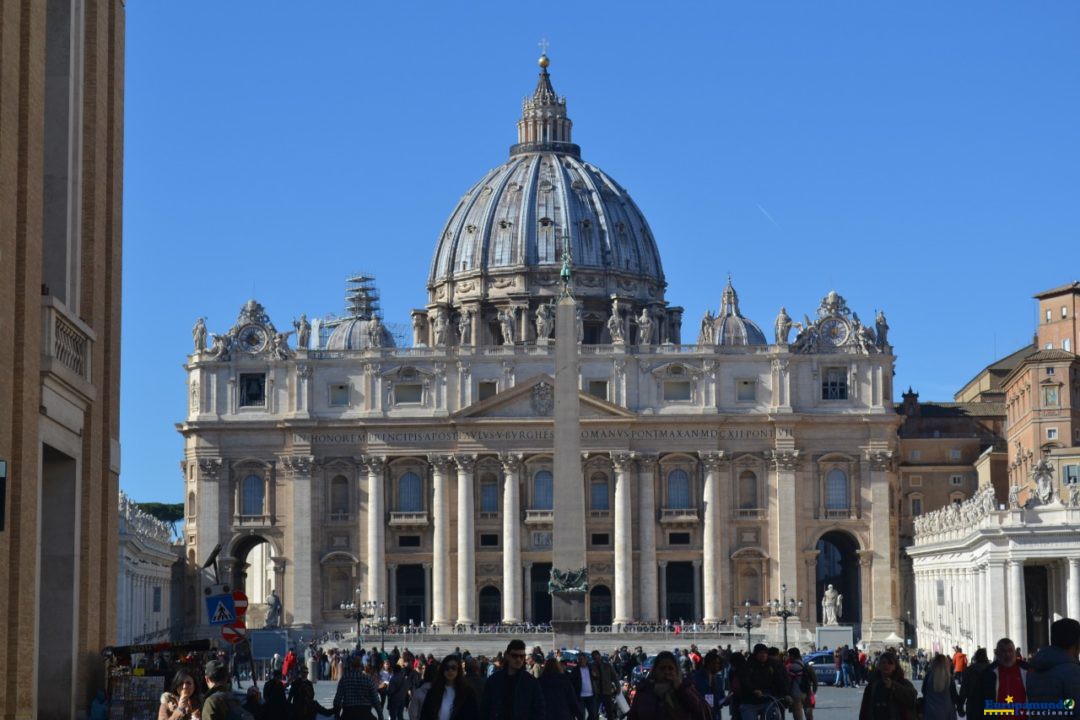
left=117, top=568, right=172, bottom=645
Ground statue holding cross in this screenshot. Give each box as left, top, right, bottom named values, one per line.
left=560, top=249, right=573, bottom=297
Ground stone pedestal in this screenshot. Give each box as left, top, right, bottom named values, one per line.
left=552, top=591, right=588, bottom=649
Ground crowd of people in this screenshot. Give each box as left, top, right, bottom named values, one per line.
left=149, top=617, right=1080, bottom=720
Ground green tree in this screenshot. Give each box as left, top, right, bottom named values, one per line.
left=136, top=502, right=184, bottom=524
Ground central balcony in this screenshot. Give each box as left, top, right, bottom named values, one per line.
left=388, top=511, right=429, bottom=528
left=524, top=509, right=554, bottom=526
left=659, top=507, right=700, bottom=527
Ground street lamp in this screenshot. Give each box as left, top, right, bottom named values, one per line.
left=361, top=600, right=397, bottom=652
left=768, top=583, right=803, bottom=650
left=339, top=584, right=364, bottom=645
left=733, top=600, right=763, bottom=653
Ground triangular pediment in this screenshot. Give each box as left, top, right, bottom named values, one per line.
left=453, top=374, right=636, bottom=419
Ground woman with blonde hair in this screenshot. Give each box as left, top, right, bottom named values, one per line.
left=920, top=654, right=960, bottom=720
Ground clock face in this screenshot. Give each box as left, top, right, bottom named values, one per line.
left=819, top=317, right=850, bottom=347
left=237, top=324, right=268, bottom=353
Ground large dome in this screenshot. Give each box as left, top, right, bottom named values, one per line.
left=426, top=56, right=666, bottom=312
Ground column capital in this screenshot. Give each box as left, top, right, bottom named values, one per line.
left=427, top=454, right=453, bottom=472
left=271, top=558, right=287, bottom=574
left=700, top=451, right=726, bottom=472
left=864, top=449, right=895, bottom=472
left=658, top=560, right=669, bottom=569
left=359, top=455, right=387, bottom=475
left=453, top=454, right=478, bottom=473
left=281, top=455, right=315, bottom=477
left=768, top=450, right=801, bottom=472
left=499, top=452, right=524, bottom=475
left=198, top=458, right=224, bottom=481
left=857, top=549, right=874, bottom=568
left=692, top=559, right=702, bottom=569
left=422, top=562, right=432, bottom=570
left=637, top=455, right=659, bottom=472
left=610, top=451, right=636, bottom=473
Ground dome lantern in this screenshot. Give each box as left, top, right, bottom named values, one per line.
left=510, top=54, right=580, bottom=159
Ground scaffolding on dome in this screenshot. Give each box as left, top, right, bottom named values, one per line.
left=316, top=273, right=410, bottom=348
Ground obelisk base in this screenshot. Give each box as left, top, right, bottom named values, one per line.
left=551, top=591, right=588, bottom=649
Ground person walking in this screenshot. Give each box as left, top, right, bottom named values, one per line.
left=734, top=643, right=791, bottom=720
left=858, top=651, right=916, bottom=720
left=1026, top=618, right=1080, bottom=718
left=952, top=647, right=968, bottom=687
left=201, top=660, right=242, bottom=720
left=538, top=658, right=583, bottom=720
left=408, top=663, right=440, bottom=720
left=975, top=638, right=1027, bottom=720
left=288, top=666, right=318, bottom=720
left=690, top=650, right=724, bottom=719
left=957, top=648, right=990, bottom=720
left=921, top=654, right=960, bottom=720
left=418, top=655, right=479, bottom=720
left=479, top=639, right=546, bottom=720
left=784, top=648, right=815, bottom=720
left=591, top=651, right=618, bottom=720
left=627, top=651, right=710, bottom=720
left=334, top=655, right=382, bottom=720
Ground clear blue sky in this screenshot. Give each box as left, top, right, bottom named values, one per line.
left=121, top=2, right=1080, bottom=503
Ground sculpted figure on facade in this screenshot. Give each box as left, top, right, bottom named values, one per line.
left=368, top=315, right=385, bottom=348
left=1008, top=484, right=1022, bottom=509
left=457, top=310, right=472, bottom=345
left=272, top=331, right=293, bottom=360
left=773, top=307, right=795, bottom=345
left=497, top=308, right=516, bottom=346
left=1032, top=459, right=1055, bottom=505
left=293, top=314, right=311, bottom=350
left=1069, top=484, right=1080, bottom=508
left=208, top=333, right=231, bottom=361
left=265, top=589, right=282, bottom=628
left=192, top=317, right=208, bottom=353
left=875, top=310, right=889, bottom=347
left=412, top=314, right=425, bottom=346
left=606, top=300, right=624, bottom=344
left=822, top=584, right=843, bottom=625
left=575, top=305, right=584, bottom=344
left=700, top=310, right=715, bottom=345
left=432, top=311, right=449, bottom=346
left=535, top=303, right=553, bottom=344
left=636, top=307, right=653, bottom=346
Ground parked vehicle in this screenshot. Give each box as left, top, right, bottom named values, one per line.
left=803, top=650, right=838, bottom=685
left=630, top=655, right=657, bottom=687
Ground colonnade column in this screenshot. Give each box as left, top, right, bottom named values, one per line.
left=611, top=452, right=635, bottom=626
left=986, top=561, right=1008, bottom=642
left=1008, top=560, right=1027, bottom=652
left=658, top=561, right=668, bottom=620
left=637, top=456, right=659, bottom=622
left=500, top=454, right=523, bottom=623
left=285, top=455, right=316, bottom=626
left=700, top=452, right=723, bottom=624
left=523, top=563, right=533, bottom=623
left=692, top=559, right=703, bottom=622
left=454, top=455, right=477, bottom=625
left=1068, top=558, right=1080, bottom=621
left=429, top=455, right=452, bottom=627
left=363, top=456, right=386, bottom=608
left=422, top=563, right=432, bottom=625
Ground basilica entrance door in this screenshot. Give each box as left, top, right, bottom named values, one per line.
left=396, top=565, right=425, bottom=626
left=479, top=586, right=501, bottom=625
left=531, top=563, right=553, bottom=624
left=816, top=531, right=861, bottom=625
left=589, top=585, right=613, bottom=625
left=666, top=562, right=695, bottom=621
left=1025, top=565, right=1049, bottom=653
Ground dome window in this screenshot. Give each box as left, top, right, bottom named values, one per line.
left=498, top=220, right=511, bottom=229
left=539, top=217, right=553, bottom=227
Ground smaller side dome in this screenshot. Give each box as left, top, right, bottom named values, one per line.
left=713, top=278, right=767, bottom=346
left=324, top=274, right=395, bottom=350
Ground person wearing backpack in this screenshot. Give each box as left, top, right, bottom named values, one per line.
left=202, top=659, right=255, bottom=720
left=785, top=648, right=814, bottom=720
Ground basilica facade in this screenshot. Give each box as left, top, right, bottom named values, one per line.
left=179, top=56, right=902, bottom=641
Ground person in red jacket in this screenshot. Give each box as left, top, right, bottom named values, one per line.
left=282, top=649, right=298, bottom=683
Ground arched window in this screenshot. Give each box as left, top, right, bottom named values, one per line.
left=667, top=469, right=691, bottom=509
left=397, top=472, right=422, bottom=512
left=533, top=470, right=553, bottom=510
left=329, top=476, right=349, bottom=514
left=739, top=470, right=758, bottom=509
left=825, top=469, right=849, bottom=511
left=241, top=475, right=264, bottom=516
left=480, top=475, right=499, bottom=513
left=187, top=491, right=196, bottom=517
left=590, top=473, right=609, bottom=511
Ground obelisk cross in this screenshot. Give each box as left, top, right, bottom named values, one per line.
left=559, top=248, right=572, bottom=298
left=539, top=38, right=550, bottom=56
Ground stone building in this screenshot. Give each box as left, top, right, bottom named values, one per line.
left=180, top=56, right=902, bottom=643
left=0, top=1, right=125, bottom=718
left=117, top=493, right=180, bottom=645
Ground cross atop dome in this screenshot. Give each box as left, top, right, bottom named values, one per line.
left=511, top=51, right=580, bottom=158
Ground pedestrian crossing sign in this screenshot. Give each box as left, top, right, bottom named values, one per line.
left=205, top=594, right=236, bottom=626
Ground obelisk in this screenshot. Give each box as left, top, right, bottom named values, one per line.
left=550, top=251, right=588, bottom=648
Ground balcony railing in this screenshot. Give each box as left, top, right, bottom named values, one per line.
left=589, top=509, right=611, bottom=519
left=41, top=297, right=94, bottom=384
left=823, top=508, right=852, bottom=520
left=388, top=511, right=429, bottom=528
left=478, top=511, right=500, bottom=521
left=659, top=507, right=700, bottom=526
left=327, top=512, right=352, bottom=523
left=234, top=514, right=273, bottom=527
left=524, top=509, right=554, bottom=525
left=736, top=508, right=763, bottom=519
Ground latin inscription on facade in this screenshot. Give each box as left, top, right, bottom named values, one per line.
left=292, top=426, right=778, bottom=448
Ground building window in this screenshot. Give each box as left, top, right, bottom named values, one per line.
left=1048, top=428, right=1059, bottom=440
left=153, top=586, right=162, bottom=613
left=187, top=491, right=195, bottom=517
left=480, top=480, right=499, bottom=513
left=666, top=469, right=691, bottom=509
left=936, top=579, right=945, bottom=605
left=1064, top=305, right=1069, bottom=318
left=588, top=380, right=608, bottom=400
left=533, top=470, right=553, bottom=510
left=330, top=476, right=349, bottom=514
left=239, top=373, right=266, bottom=407
left=479, top=533, right=499, bottom=547
left=1064, top=466, right=1080, bottom=484
left=825, top=469, right=849, bottom=511
left=738, top=470, right=758, bottom=510
left=397, top=472, right=422, bottom=512
left=910, top=450, right=922, bottom=461
left=478, top=381, right=497, bottom=401
left=663, top=380, right=692, bottom=402
left=1065, top=339, right=1072, bottom=352
left=950, top=492, right=965, bottom=505
left=949, top=449, right=962, bottom=461
left=590, top=474, right=610, bottom=511
left=398, top=535, right=421, bottom=548
left=1044, top=387, right=1060, bottom=406
left=591, top=533, right=610, bottom=546
left=909, top=475, right=922, bottom=487
left=736, top=380, right=756, bottom=403
left=329, top=383, right=349, bottom=406
left=821, top=368, right=848, bottom=400
left=669, top=532, right=691, bottom=545
left=950, top=475, right=963, bottom=486
left=1048, top=367, right=1056, bottom=375
left=241, top=475, right=264, bottom=516
left=910, top=497, right=922, bottom=516
left=1046, top=309, right=1053, bottom=323
left=394, top=383, right=423, bottom=404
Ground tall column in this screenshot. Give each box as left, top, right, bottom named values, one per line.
left=500, top=454, right=523, bottom=623
left=866, top=451, right=898, bottom=638
left=523, top=562, right=533, bottom=622
left=1008, top=560, right=1027, bottom=652
left=637, top=456, right=659, bottom=622
left=429, top=455, right=453, bottom=627
left=986, top=561, right=1007, bottom=643
left=285, top=455, right=316, bottom=626
left=388, top=564, right=398, bottom=618
left=700, top=452, right=724, bottom=623
left=611, top=452, right=635, bottom=625
left=422, top=563, right=432, bottom=625
left=770, top=449, right=800, bottom=612
left=659, top=561, right=669, bottom=620
left=692, top=559, right=703, bottom=621
left=1068, top=558, right=1080, bottom=621
left=455, top=454, right=477, bottom=625
left=363, top=456, right=387, bottom=607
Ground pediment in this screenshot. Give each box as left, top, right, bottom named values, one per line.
left=453, top=374, right=636, bottom=419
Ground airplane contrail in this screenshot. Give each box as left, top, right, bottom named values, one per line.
left=756, top=203, right=782, bottom=231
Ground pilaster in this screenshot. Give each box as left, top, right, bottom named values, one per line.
left=637, top=455, right=659, bottom=622
left=282, top=454, right=314, bottom=626
left=611, top=452, right=635, bottom=626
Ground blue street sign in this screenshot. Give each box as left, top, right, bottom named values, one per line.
left=205, top=594, right=236, bottom=626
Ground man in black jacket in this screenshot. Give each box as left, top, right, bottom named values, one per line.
left=736, top=644, right=792, bottom=719
left=480, top=639, right=546, bottom=720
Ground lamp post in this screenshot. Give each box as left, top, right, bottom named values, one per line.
left=339, top=584, right=364, bottom=647
left=361, top=600, right=397, bottom=652
left=733, top=600, right=763, bottom=653
left=768, top=583, right=803, bottom=650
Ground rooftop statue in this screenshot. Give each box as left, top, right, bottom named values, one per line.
left=192, top=317, right=207, bottom=353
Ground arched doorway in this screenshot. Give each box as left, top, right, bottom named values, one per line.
left=816, top=531, right=861, bottom=625
left=479, top=586, right=501, bottom=624
left=396, top=565, right=425, bottom=626
left=228, top=535, right=278, bottom=627
left=666, top=562, right=695, bottom=621
left=590, top=585, right=613, bottom=625
left=531, top=563, right=553, bottom=624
